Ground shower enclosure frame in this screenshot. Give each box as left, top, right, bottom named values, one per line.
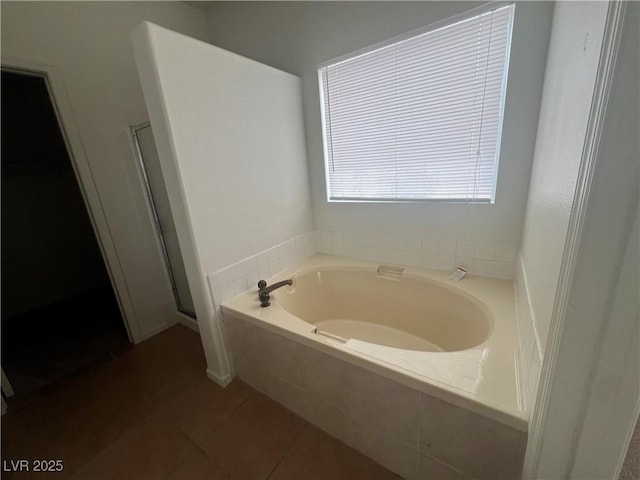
left=130, top=122, right=196, bottom=320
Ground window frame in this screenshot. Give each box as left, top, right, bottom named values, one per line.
left=317, top=1, right=515, bottom=205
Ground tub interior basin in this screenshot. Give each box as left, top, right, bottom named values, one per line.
left=272, top=269, right=492, bottom=352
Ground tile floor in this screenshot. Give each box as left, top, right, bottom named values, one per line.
left=1, top=324, right=399, bottom=480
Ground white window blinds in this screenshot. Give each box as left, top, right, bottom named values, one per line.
left=319, top=4, right=514, bottom=203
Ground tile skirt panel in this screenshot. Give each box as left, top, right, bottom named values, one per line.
left=223, top=315, right=526, bottom=479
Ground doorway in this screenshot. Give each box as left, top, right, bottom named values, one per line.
left=1, top=70, right=131, bottom=398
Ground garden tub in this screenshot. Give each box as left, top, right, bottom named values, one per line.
left=221, top=254, right=526, bottom=478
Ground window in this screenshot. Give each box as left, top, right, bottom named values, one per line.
left=319, top=4, right=514, bottom=203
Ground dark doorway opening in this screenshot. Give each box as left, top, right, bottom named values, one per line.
left=1, top=70, right=131, bottom=399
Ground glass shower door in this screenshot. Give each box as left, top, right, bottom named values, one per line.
left=132, top=123, right=196, bottom=318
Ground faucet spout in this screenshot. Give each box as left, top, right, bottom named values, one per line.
left=257, top=279, right=293, bottom=307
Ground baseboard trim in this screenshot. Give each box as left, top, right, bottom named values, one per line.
left=207, top=369, right=232, bottom=387
left=177, top=315, right=199, bottom=333
left=140, top=322, right=173, bottom=342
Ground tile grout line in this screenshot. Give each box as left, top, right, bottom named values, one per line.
left=161, top=384, right=258, bottom=479
left=161, top=427, right=205, bottom=480
left=265, top=422, right=310, bottom=480
left=61, top=393, right=160, bottom=477
left=187, top=387, right=259, bottom=477
left=191, top=388, right=304, bottom=480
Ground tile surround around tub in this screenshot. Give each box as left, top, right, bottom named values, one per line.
left=207, top=229, right=527, bottom=476
left=208, top=230, right=517, bottom=313
left=514, top=255, right=544, bottom=414
left=207, top=231, right=316, bottom=309
left=207, top=231, right=316, bottom=380
left=316, top=230, right=517, bottom=279
left=419, top=393, right=526, bottom=479
left=223, top=316, right=526, bottom=480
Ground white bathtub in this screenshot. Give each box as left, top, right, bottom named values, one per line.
left=221, top=254, right=526, bottom=478
left=276, top=266, right=492, bottom=353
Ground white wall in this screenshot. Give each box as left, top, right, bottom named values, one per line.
left=515, top=0, right=609, bottom=409
left=132, top=23, right=313, bottom=383
left=530, top=1, right=639, bottom=476
left=205, top=1, right=553, bottom=250
left=0, top=1, right=210, bottom=340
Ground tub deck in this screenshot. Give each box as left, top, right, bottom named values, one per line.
left=222, top=254, right=526, bottom=432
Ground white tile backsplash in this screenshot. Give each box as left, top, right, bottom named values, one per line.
left=268, top=257, right=282, bottom=276
left=474, top=243, right=496, bottom=261
left=341, top=231, right=356, bottom=245
left=456, top=241, right=475, bottom=258
left=437, top=254, right=456, bottom=271
left=267, top=247, right=279, bottom=263
left=209, top=268, right=232, bottom=290
left=230, top=262, right=246, bottom=280
left=245, top=269, right=260, bottom=289
left=421, top=252, right=439, bottom=269
left=211, top=283, right=234, bottom=307
left=364, top=233, right=379, bottom=248
left=438, top=239, right=457, bottom=257
left=407, top=237, right=422, bottom=252
left=422, top=239, right=439, bottom=256
left=473, top=259, right=495, bottom=277
left=495, top=245, right=518, bottom=263
left=257, top=264, right=270, bottom=283
left=454, top=256, right=473, bottom=270
left=380, top=235, right=393, bottom=250
left=232, top=276, right=248, bottom=295
left=207, top=231, right=317, bottom=311
left=493, top=260, right=516, bottom=279
left=316, top=230, right=517, bottom=280
left=243, top=256, right=258, bottom=275
left=392, top=236, right=409, bottom=251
